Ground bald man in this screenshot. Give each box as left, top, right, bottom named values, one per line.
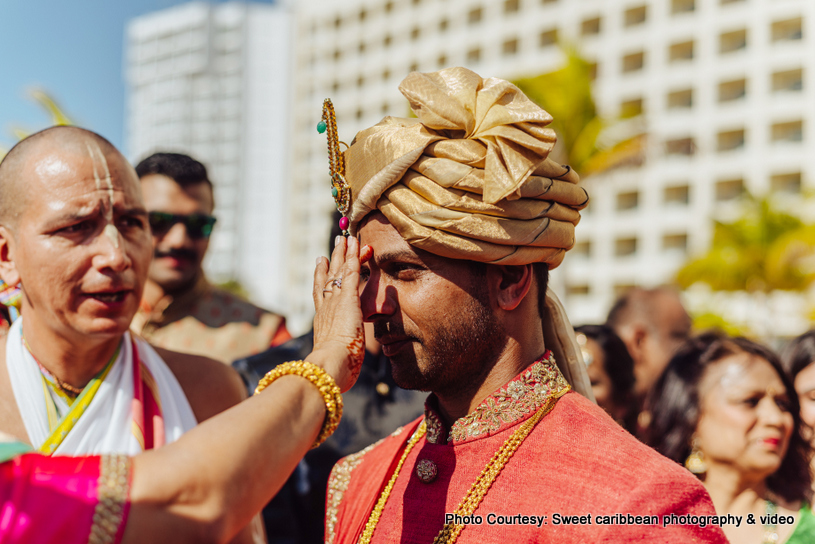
left=606, top=287, right=692, bottom=400
left=0, top=127, right=262, bottom=543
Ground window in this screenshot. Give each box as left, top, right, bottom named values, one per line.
left=355, top=108, right=363, bottom=120
left=409, top=61, right=418, bottom=72
left=384, top=1, right=393, bottom=12
left=410, top=27, right=420, bottom=40
left=771, top=172, right=802, bottom=193
left=334, top=16, right=343, bottom=29
left=666, top=137, right=695, bottom=156
left=567, top=284, right=590, bottom=296
left=771, top=17, right=803, bottom=42
left=772, top=69, right=803, bottom=92
left=668, top=41, right=694, bottom=62
left=382, top=68, right=391, bottom=80
left=468, top=7, right=483, bottom=24
left=667, top=89, right=693, bottom=109
left=663, top=233, right=688, bottom=252
left=333, top=49, right=342, bottom=61
left=381, top=102, right=390, bottom=114
left=581, top=17, right=601, bottom=36
left=588, top=61, right=599, bottom=80
left=664, top=185, right=690, bottom=205
left=466, top=47, right=481, bottom=63
left=383, top=34, right=392, bottom=47
left=356, top=75, right=365, bottom=87
left=715, top=178, right=744, bottom=201
left=439, top=19, right=449, bottom=31
left=720, top=29, right=747, bottom=53
left=505, top=0, right=520, bottom=13
left=615, top=237, right=638, bottom=257
left=573, top=241, right=591, bottom=258
left=624, top=6, right=647, bottom=27
left=771, top=120, right=803, bottom=143
left=718, top=78, right=746, bottom=102
left=540, top=28, right=558, bottom=47
left=358, top=42, right=366, bottom=53
left=359, top=9, right=367, bottom=21
left=620, top=98, right=643, bottom=117
left=717, top=129, right=745, bottom=151
left=542, top=0, right=557, bottom=4
left=622, top=51, right=644, bottom=73
left=437, top=54, right=448, bottom=67
left=616, top=191, right=639, bottom=211
left=671, top=0, right=695, bottom=14
left=502, top=38, right=519, bottom=56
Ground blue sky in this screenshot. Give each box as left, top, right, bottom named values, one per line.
left=0, top=0, right=274, bottom=153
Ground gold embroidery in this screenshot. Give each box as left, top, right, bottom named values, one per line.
left=88, top=454, right=131, bottom=544
left=423, top=353, right=570, bottom=444
left=324, top=435, right=388, bottom=544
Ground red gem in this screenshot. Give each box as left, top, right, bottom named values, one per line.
left=339, top=216, right=350, bottom=231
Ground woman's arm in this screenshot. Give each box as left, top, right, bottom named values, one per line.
left=124, top=236, right=368, bottom=544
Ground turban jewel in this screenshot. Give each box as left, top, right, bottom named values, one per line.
left=345, top=66, right=589, bottom=269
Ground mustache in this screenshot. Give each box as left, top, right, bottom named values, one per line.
left=373, top=320, right=414, bottom=341
left=154, top=248, right=197, bottom=261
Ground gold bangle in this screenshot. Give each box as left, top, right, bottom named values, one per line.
left=254, top=361, right=343, bottom=449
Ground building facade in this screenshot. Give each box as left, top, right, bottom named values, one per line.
left=291, top=0, right=815, bottom=335
left=125, top=1, right=292, bottom=316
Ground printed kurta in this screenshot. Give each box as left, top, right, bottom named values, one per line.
left=326, top=354, right=729, bottom=543
left=133, top=277, right=289, bottom=364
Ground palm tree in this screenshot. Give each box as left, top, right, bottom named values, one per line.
left=1, top=88, right=73, bottom=161
left=677, top=194, right=815, bottom=337
left=513, top=47, right=645, bottom=178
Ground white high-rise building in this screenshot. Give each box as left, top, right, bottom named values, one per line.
left=290, top=0, right=815, bottom=335
left=125, top=1, right=292, bottom=316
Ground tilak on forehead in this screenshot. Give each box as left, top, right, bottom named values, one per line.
left=84, top=139, right=120, bottom=249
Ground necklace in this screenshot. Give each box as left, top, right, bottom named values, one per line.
left=358, top=395, right=561, bottom=544
left=762, top=500, right=778, bottom=544
left=23, top=335, right=84, bottom=397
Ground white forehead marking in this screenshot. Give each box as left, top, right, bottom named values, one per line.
left=104, top=223, right=120, bottom=249
left=86, top=139, right=119, bottom=248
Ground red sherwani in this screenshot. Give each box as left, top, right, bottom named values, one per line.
left=325, top=353, right=728, bottom=543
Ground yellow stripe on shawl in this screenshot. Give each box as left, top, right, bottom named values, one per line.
left=38, top=345, right=120, bottom=455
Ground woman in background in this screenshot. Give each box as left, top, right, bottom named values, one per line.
left=574, top=324, right=637, bottom=433
left=781, top=330, right=815, bottom=494
left=647, top=332, right=814, bottom=543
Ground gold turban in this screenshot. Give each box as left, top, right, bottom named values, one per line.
left=345, top=66, right=588, bottom=268
left=343, top=67, right=595, bottom=401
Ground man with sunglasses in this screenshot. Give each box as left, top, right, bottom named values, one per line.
left=132, top=152, right=289, bottom=363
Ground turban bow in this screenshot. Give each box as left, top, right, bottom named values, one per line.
left=346, top=67, right=589, bottom=268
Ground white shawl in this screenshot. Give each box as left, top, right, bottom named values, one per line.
left=7, top=318, right=197, bottom=455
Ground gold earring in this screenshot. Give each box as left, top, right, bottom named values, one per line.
left=684, top=436, right=707, bottom=474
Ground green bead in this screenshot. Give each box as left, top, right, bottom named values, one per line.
left=317, top=120, right=327, bottom=134
left=331, top=187, right=339, bottom=198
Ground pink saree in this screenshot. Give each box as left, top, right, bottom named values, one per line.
left=0, top=446, right=131, bottom=544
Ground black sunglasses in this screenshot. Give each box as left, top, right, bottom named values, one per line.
left=148, top=212, right=217, bottom=239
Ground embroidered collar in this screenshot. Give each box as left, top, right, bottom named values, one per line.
left=423, top=351, right=571, bottom=445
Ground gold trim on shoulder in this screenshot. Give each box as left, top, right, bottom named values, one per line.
left=88, top=454, right=131, bottom=544
left=424, top=352, right=571, bottom=445
left=324, top=432, right=394, bottom=544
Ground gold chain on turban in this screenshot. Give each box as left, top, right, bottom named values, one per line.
left=345, top=66, right=589, bottom=269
